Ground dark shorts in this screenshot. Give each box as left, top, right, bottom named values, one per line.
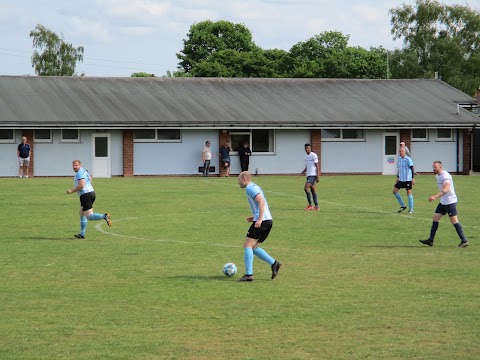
left=80, top=191, right=96, bottom=211
left=246, top=220, right=273, bottom=243
left=435, top=203, right=458, bottom=217
left=306, top=176, right=317, bottom=185
left=395, top=181, right=412, bottom=190
left=222, top=159, right=230, bottom=167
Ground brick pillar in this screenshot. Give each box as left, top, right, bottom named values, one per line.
left=311, top=129, right=321, bottom=175
left=123, top=130, right=134, bottom=177
left=463, top=129, right=472, bottom=175
left=22, top=130, right=34, bottom=178
left=400, top=129, right=411, bottom=151
left=219, top=130, right=230, bottom=177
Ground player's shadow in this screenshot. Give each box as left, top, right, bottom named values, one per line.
left=24, top=236, right=74, bottom=241
left=167, top=275, right=229, bottom=281
left=366, top=245, right=424, bottom=248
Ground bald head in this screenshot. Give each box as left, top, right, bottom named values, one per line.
left=238, top=171, right=252, bottom=188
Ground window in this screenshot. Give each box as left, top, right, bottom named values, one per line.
left=0, top=129, right=14, bottom=143
left=321, top=129, right=365, bottom=141
left=229, top=129, right=275, bottom=153
left=34, top=129, right=52, bottom=143
left=61, top=129, right=80, bottom=142
left=412, top=129, right=428, bottom=141
left=134, top=129, right=181, bottom=142
left=437, top=128, right=452, bottom=141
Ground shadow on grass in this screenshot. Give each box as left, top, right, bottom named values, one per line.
left=167, top=275, right=229, bottom=281
left=365, top=245, right=423, bottom=248
left=24, top=236, right=76, bottom=241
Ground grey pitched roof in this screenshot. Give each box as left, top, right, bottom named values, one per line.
left=0, top=76, right=478, bottom=129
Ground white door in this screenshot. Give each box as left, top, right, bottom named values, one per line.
left=382, top=133, right=399, bottom=175
left=92, top=133, right=111, bottom=178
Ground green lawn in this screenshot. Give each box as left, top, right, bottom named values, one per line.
left=0, top=175, right=478, bottom=359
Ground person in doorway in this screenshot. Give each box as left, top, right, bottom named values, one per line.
left=236, top=171, right=281, bottom=282
left=393, top=147, right=415, bottom=214
left=66, top=160, right=112, bottom=239
left=419, top=161, right=468, bottom=248
left=17, top=136, right=31, bottom=178
left=238, top=142, right=252, bottom=172
left=301, top=143, right=320, bottom=210
left=219, top=142, right=232, bottom=177
left=202, top=141, right=212, bottom=177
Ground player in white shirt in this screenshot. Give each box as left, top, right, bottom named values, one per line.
left=420, top=161, right=468, bottom=248
left=301, top=144, right=320, bottom=210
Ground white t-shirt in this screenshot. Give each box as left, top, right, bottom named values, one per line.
left=202, top=146, right=212, bottom=161
left=436, top=170, right=457, bottom=205
left=305, top=152, right=319, bottom=177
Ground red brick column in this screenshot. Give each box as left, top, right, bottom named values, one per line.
left=123, top=130, right=134, bottom=177
left=400, top=129, right=411, bottom=150
left=22, top=130, right=34, bottom=177
left=311, top=130, right=321, bottom=175
left=219, top=131, right=230, bottom=176
left=463, top=129, right=472, bottom=175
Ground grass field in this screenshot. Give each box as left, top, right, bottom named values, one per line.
left=0, top=175, right=479, bottom=359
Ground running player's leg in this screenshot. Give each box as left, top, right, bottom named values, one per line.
left=304, top=181, right=312, bottom=209
left=407, top=188, right=414, bottom=212
left=420, top=211, right=443, bottom=245
left=448, top=205, right=468, bottom=246
left=393, top=183, right=406, bottom=210
left=311, top=183, right=319, bottom=209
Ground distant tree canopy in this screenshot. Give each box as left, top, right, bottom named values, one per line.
left=176, top=21, right=387, bottom=79
left=131, top=72, right=156, bottom=77
left=30, top=24, right=84, bottom=76
left=389, top=0, right=480, bottom=94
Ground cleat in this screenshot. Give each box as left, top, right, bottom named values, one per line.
left=74, top=234, right=85, bottom=239
left=408, top=210, right=413, bottom=214
left=398, top=206, right=407, bottom=213
left=304, top=205, right=313, bottom=211
left=271, top=261, right=282, bottom=279
left=237, top=274, right=254, bottom=282
left=314, top=206, right=320, bottom=211
left=458, top=241, right=469, bottom=248
left=105, top=213, right=112, bottom=227
left=419, top=239, right=433, bottom=246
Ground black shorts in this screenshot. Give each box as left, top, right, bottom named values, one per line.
left=246, top=220, right=273, bottom=243
left=435, top=203, right=458, bottom=217
left=306, top=176, right=317, bottom=185
left=395, top=181, right=412, bottom=190
left=80, top=191, right=96, bottom=211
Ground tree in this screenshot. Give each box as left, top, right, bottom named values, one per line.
left=177, top=20, right=258, bottom=73
left=131, top=72, right=156, bottom=77
left=288, top=31, right=387, bottom=78
left=389, top=0, right=480, bottom=94
left=30, top=24, right=84, bottom=76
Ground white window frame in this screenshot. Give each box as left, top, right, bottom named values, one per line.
left=229, top=129, right=276, bottom=155
left=321, top=129, right=365, bottom=142
left=436, top=128, right=453, bottom=142
left=34, top=129, right=52, bottom=143
left=133, top=129, right=182, bottom=143
left=61, top=129, right=80, bottom=143
left=411, top=128, right=429, bottom=142
left=0, top=129, right=15, bottom=143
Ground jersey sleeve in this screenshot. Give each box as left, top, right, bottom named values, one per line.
left=246, top=185, right=260, bottom=200
left=313, top=153, right=319, bottom=163
left=408, top=157, right=414, bottom=167
left=75, top=170, right=86, bottom=181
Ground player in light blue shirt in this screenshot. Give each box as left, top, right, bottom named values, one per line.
left=66, top=160, right=112, bottom=239
left=236, top=171, right=281, bottom=282
left=392, top=147, right=415, bottom=213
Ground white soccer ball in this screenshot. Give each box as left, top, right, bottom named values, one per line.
left=223, top=263, right=237, bottom=277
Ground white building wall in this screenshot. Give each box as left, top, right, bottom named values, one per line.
left=321, top=130, right=384, bottom=173
left=410, top=129, right=462, bottom=173
left=0, top=131, right=23, bottom=177
left=134, top=130, right=220, bottom=175
left=34, top=130, right=124, bottom=177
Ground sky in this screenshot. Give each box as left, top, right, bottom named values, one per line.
left=1, top=0, right=479, bottom=77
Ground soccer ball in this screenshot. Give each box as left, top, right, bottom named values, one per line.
left=223, top=263, right=237, bottom=277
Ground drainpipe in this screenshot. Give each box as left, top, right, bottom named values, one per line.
left=456, top=129, right=460, bottom=174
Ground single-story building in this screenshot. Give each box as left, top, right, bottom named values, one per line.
left=0, top=76, right=478, bottom=177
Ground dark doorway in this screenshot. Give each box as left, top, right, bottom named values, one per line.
left=473, top=129, right=480, bottom=172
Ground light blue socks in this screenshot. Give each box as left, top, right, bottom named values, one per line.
left=244, top=248, right=254, bottom=275
left=80, top=216, right=87, bottom=236
left=253, top=247, right=275, bottom=266
left=88, top=213, right=105, bottom=221
left=408, top=194, right=414, bottom=211
left=394, top=192, right=405, bottom=207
